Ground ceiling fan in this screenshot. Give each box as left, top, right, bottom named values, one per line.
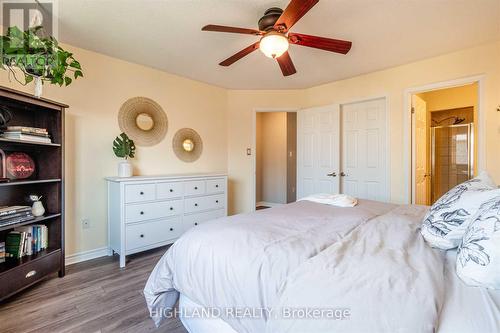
left=201, top=0, right=352, bottom=77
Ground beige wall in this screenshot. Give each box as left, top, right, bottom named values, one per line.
left=228, top=41, right=500, bottom=214
left=0, top=44, right=228, bottom=257
left=419, top=83, right=478, bottom=112
left=1, top=40, right=499, bottom=254
left=256, top=112, right=288, bottom=205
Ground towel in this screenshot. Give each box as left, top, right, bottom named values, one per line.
left=298, top=193, right=358, bottom=207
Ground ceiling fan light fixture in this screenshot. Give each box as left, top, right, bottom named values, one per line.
left=259, top=32, right=289, bottom=59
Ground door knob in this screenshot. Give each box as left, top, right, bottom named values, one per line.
left=340, top=172, right=347, bottom=177
left=327, top=172, right=337, bottom=177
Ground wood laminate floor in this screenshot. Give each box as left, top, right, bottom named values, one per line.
left=0, top=246, right=188, bottom=333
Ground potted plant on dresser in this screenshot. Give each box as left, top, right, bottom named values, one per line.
left=113, top=132, right=136, bottom=177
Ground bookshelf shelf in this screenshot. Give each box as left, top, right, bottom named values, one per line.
left=0, top=138, right=60, bottom=147
left=0, top=179, right=62, bottom=187
left=0, top=213, right=61, bottom=232
left=0, top=247, right=61, bottom=274
left=0, top=86, right=66, bottom=301
left=0, top=179, right=61, bottom=187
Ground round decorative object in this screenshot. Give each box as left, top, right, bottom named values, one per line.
left=118, top=97, right=168, bottom=146
left=6, top=152, right=35, bottom=179
left=172, top=128, right=203, bottom=163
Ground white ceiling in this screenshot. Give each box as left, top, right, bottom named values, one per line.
left=58, top=0, right=500, bottom=89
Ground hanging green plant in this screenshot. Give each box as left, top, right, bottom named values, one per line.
left=1, top=26, right=83, bottom=87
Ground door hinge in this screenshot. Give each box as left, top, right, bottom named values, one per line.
left=411, top=107, right=415, bottom=114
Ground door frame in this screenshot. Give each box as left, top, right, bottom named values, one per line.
left=252, top=108, right=299, bottom=212
left=339, top=96, right=391, bottom=201
left=404, top=75, right=485, bottom=204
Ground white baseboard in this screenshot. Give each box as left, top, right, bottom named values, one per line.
left=65, top=246, right=110, bottom=266
left=256, top=201, right=285, bottom=208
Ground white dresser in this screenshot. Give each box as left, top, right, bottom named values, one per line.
left=106, top=174, right=227, bottom=267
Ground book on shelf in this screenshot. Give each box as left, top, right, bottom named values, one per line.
left=0, top=214, right=35, bottom=228
left=5, top=126, right=48, bottom=135
left=5, top=232, right=22, bottom=258
left=4, top=225, right=48, bottom=259
left=0, top=206, right=31, bottom=217
left=1, top=133, right=52, bottom=143
left=0, top=210, right=32, bottom=221
left=0, top=241, right=5, bottom=263
left=3, top=131, right=49, bottom=138
left=0, top=206, right=35, bottom=228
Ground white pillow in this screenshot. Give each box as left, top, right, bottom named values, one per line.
left=421, top=172, right=497, bottom=249
left=456, top=191, right=500, bottom=289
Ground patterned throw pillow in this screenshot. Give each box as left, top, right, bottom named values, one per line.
left=456, top=192, right=500, bottom=289
left=420, top=173, right=497, bottom=250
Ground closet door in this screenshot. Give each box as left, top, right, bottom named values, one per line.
left=297, top=104, right=340, bottom=199
left=341, top=98, right=388, bottom=201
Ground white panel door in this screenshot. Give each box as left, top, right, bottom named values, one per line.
left=412, top=95, right=430, bottom=205
left=297, top=104, right=340, bottom=199
left=341, top=98, right=388, bottom=201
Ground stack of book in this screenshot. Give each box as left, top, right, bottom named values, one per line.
left=1, top=126, right=51, bottom=143
left=0, top=206, right=34, bottom=228
left=5, top=225, right=48, bottom=259
left=0, top=242, right=5, bottom=263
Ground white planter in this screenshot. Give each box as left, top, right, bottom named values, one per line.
left=118, top=160, right=133, bottom=177
left=31, top=201, right=45, bottom=217
left=34, top=77, right=43, bottom=98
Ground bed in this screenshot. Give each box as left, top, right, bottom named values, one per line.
left=144, top=200, right=500, bottom=333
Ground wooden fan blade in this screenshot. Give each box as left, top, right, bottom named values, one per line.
left=202, top=24, right=263, bottom=36
left=274, top=0, right=319, bottom=32
left=276, top=51, right=297, bottom=76
left=219, top=42, right=260, bottom=66
left=288, top=32, right=352, bottom=54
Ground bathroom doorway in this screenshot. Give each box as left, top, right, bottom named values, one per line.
left=411, top=83, right=478, bottom=205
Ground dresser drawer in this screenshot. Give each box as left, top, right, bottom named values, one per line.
left=204, top=194, right=226, bottom=211
left=184, top=180, right=206, bottom=196
left=126, top=218, right=182, bottom=251
left=125, top=200, right=183, bottom=223
left=157, top=182, right=184, bottom=200
left=206, top=178, right=225, bottom=194
left=183, top=209, right=226, bottom=230
left=0, top=250, right=60, bottom=300
left=125, top=184, right=156, bottom=203
left=184, top=194, right=225, bottom=213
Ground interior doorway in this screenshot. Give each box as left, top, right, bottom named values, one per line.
left=411, top=83, right=478, bottom=205
left=255, top=111, right=297, bottom=210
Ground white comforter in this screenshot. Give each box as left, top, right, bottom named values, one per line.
left=144, top=200, right=445, bottom=333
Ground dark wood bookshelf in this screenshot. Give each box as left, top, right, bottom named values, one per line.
left=0, top=86, right=66, bottom=302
